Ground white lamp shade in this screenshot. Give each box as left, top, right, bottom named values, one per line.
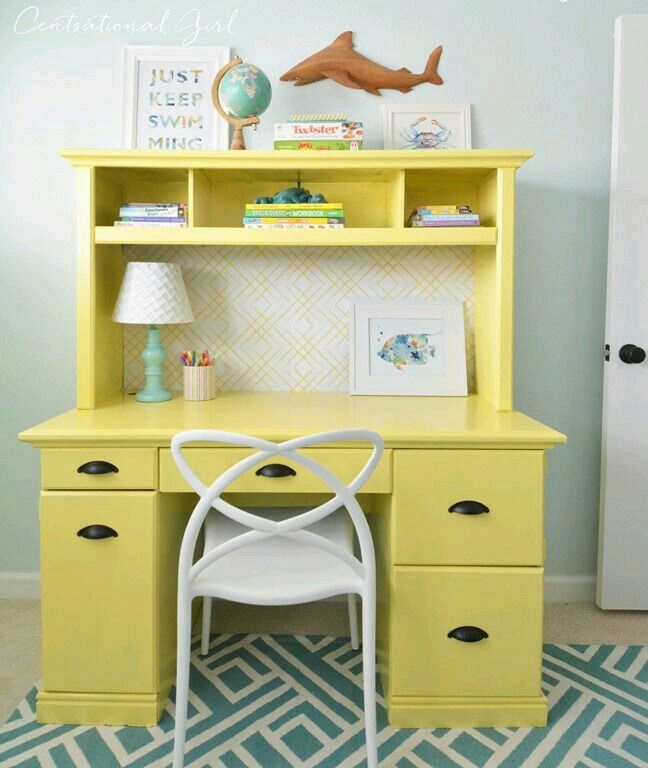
left=113, top=262, right=194, bottom=325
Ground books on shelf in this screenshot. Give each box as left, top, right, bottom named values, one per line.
left=274, top=139, right=361, bottom=151
left=115, top=203, right=187, bottom=227
left=243, top=202, right=345, bottom=229
left=244, top=222, right=345, bottom=229
left=407, top=205, right=480, bottom=228
left=274, top=115, right=363, bottom=150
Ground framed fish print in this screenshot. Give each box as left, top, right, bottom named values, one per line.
left=349, top=300, right=467, bottom=396
left=383, top=104, right=471, bottom=150
left=121, top=45, right=230, bottom=150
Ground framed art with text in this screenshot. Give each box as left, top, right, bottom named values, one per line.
left=121, top=45, right=230, bottom=150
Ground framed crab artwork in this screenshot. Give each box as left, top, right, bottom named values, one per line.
left=383, top=104, right=472, bottom=150
left=349, top=299, right=467, bottom=395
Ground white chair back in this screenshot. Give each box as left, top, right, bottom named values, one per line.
left=171, top=430, right=384, bottom=590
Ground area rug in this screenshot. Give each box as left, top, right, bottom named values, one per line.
left=1, top=637, right=646, bottom=767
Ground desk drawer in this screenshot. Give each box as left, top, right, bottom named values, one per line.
left=394, top=450, right=544, bottom=565
left=160, top=448, right=391, bottom=494
left=41, top=448, right=157, bottom=490
left=40, top=492, right=156, bottom=693
left=391, top=567, right=543, bottom=697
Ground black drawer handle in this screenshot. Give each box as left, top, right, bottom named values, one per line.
left=77, top=460, right=119, bottom=475
left=255, top=463, right=297, bottom=478
left=448, top=500, right=490, bottom=515
left=448, top=626, right=489, bottom=643
left=77, top=524, right=118, bottom=539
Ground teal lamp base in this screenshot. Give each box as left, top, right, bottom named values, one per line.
left=136, top=325, right=172, bottom=402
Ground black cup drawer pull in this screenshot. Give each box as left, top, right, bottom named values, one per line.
left=448, top=626, right=488, bottom=643
left=447, top=626, right=489, bottom=643
left=77, top=460, right=119, bottom=475
left=77, top=524, right=119, bottom=539
left=255, top=463, right=297, bottom=478
left=448, top=500, right=490, bottom=515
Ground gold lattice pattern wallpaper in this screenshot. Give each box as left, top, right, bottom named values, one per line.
left=123, top=245, right=475, bottom=393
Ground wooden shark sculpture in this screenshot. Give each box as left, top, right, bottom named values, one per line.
left=280, top=31, right=443, bottom=95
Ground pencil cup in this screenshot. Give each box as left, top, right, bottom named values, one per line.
left=183, top=366, right=216, bottom=401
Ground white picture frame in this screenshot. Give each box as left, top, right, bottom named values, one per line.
left=121, top=45, right=230, bottom=150
left=349, top=300, right=467, bottom=396
left=383, top=104, right=472, bottom=150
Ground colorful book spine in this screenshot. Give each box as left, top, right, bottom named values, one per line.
left=243, top=222, right=344, bottom=229
left=120, top=204, right=186, bottom=218
left=243, top=217, right=344, bottom=225
left=244, top=208, right=344, bottom=218
left=113, top=221, right=187, bottom=227
left=274, top=121, right=363, bottom=140
left=410, top=214, right=480, bottom=222
left=245, top=203, right=342, bottom=210
left=410, top=220, right=480, bottom=227
left=119, top=216, right=186, bottom=223
left=413, top=205, right=472, bottom=215
left=273, top=140, right=361, bottom=151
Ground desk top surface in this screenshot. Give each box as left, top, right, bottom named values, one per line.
left=20, top=392, right=566, bottom=449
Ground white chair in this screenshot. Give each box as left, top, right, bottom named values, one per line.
left=170, top=429, right=384, bottom=768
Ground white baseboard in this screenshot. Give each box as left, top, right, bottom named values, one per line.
left=544, top=575, right=596, bottom=604
left=0, top=572, right=597, bottom=604
left=0, top=572, right=40, bottom=599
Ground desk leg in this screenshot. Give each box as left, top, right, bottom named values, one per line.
left=155, top=493, right=195, bottom=719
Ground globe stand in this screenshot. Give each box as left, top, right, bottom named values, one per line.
left=212, top=57, right=261, bottom=150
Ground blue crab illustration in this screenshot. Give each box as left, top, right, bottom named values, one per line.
left=400, top=117, right=453, bottom=150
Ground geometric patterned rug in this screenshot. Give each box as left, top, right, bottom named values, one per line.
left=1, top=637, right=646, bottom=767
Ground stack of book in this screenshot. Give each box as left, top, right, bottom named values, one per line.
left=407, top=205, right=480, bottom=228
left=114, top=202, right=187, bottom=227
left=243, top=202, right=344, bottom=229
left=274, top=114, right=363, bottom=150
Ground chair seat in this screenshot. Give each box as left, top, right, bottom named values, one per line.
left=193, top=507, right=363, bottom=605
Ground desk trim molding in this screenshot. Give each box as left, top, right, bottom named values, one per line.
left=36, top=689, right=168, bottom=727
left=388, top=694, right=548, bottom=728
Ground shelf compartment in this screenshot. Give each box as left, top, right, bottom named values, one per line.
left=189, top=167, right=403, bottom=229
left=95, top=167, right=189, bottom=227
left=403, top=168, right=497, bottom=228
left=95, top=225, right=497, bottom=247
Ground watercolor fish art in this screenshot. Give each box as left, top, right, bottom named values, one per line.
left=377, top=333, right=435, bottom=370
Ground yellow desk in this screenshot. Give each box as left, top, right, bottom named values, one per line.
left=20, top=391, right=565, bottom=729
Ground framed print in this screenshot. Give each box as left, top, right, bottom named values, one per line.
left=383, top=104, right=472, bottom=150
left=349, top=300, right=467, bottom=396
left=122, top=45, right=230, bottom=150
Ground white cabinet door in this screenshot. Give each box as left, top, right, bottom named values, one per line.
left=597, top=16, right=648, bottom=609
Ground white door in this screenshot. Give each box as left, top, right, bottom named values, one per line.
left=597, top=16, right=648, bottom=609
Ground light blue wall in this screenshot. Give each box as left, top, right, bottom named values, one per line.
left=1, top=0, right=644, bottom=578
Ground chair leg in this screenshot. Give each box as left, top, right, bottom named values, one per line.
left=347, top=593, right=360, bottom=650
left=173, top=594, right=193, bottom=768
left=361, top=593, right=378, bottom=768
left=201, top=597, right=212, bottom=656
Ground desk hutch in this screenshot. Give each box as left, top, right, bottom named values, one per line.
left=20, top=150, right=565, bottom=729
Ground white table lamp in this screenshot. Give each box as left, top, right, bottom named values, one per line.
left=113, top=262, right=194, bottom=402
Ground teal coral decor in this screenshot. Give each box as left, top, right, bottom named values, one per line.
left=2, top=640, right=647, bottom=766
left=137, top=325, right=171, bottom=402
left=254, top=186, right=327, bottom=205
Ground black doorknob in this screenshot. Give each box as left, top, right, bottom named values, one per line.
left=619, top=344, right=646, bottom=364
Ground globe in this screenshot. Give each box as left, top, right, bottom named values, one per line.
left=218, top=63, right=272, bottom=120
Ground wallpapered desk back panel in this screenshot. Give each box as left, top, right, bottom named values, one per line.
left=122, top=245, right=475, bottom=393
